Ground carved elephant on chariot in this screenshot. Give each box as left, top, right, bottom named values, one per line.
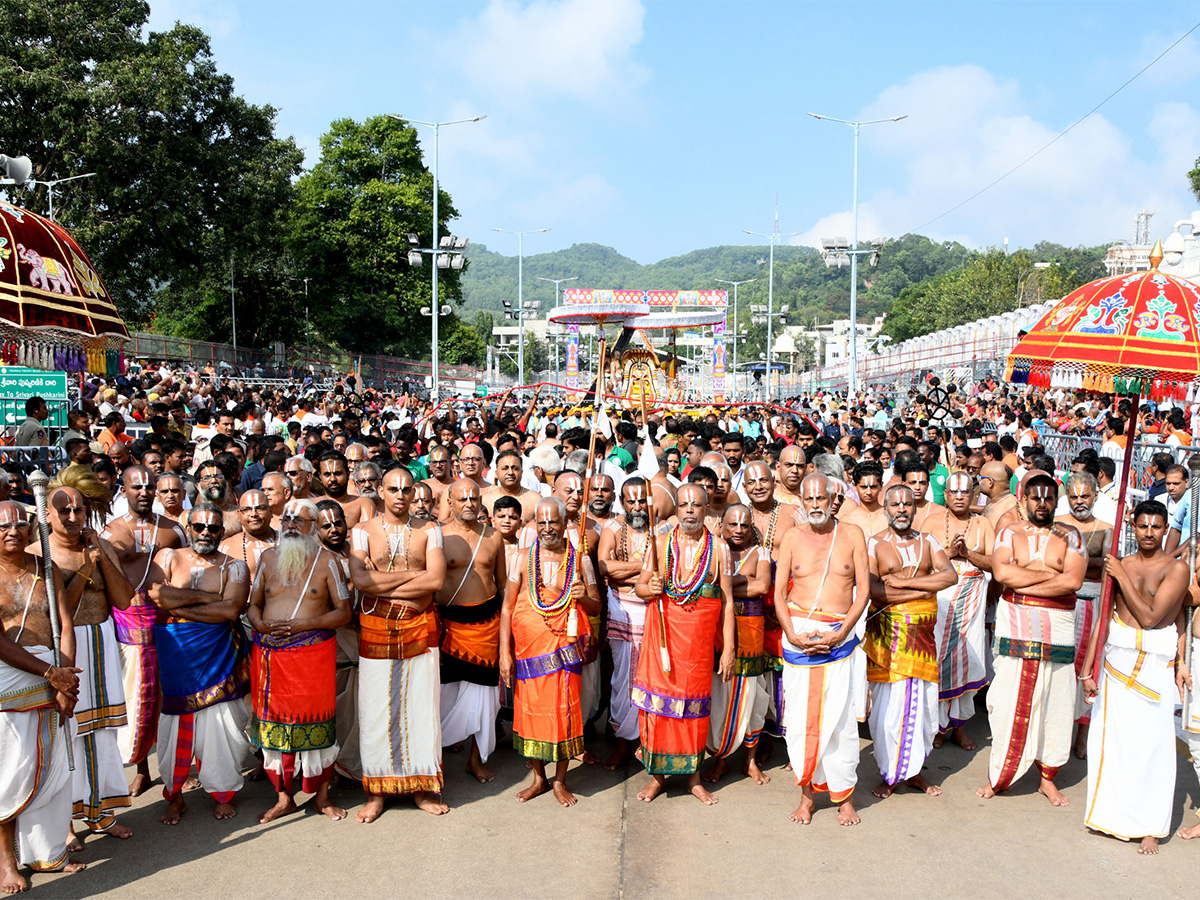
left=17, top=243, right=76, bottom=294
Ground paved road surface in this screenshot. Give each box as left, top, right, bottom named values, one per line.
left=33, top=715, right=1200, bottom=899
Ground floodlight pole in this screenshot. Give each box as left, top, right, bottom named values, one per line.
left=807, top=112, right=906, bottom=399
left=390, top=114, right=486, bottom=401
left=744, top=215, right=799, bottom=403
left=29, top=172, right=96, bottom=223
left=493, top=227, right=550, bottom=388
left=538, top=275, right=578, bottom=392
left=716, top=277, right=756, bottom=400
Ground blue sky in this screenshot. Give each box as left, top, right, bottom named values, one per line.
left=149, top=1, right=1200, bottom=264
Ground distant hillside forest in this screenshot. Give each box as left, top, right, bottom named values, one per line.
left=461, top=236, right=1108, bottom=371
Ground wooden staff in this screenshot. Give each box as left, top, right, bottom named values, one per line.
left=640, top=390, right=671, bottom=673
left=28, top=469, right=75, bottom=771
left=1184, top=452, right=1200, bottom=725
left=1089, top=404, right=1139, bottom=684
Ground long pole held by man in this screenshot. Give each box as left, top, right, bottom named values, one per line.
left=29, top=469, right=74, bottom=772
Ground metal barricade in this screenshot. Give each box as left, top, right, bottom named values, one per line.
left=0, top=445, right=68, bottom=475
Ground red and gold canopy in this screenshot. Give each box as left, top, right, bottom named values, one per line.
left=1005, top=246, right=1200, bottom=400
left=0, top=201, right=128, bottom=346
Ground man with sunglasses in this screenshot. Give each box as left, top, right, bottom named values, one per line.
left=219, top=489, right=277, bottom=582
left=148, top=504, right=252, bottom=825
left=348, top=467, right=448, bottom=821
left=101, top=467, right=189, bottom=797
left=194, top=462, right=241, bottom=537
left=282, top=456, right=314, bottom=501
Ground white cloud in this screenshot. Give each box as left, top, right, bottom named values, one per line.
left=799, top=64, right=1200, bottom=253
left=449, top=0, right=648, bottom=105
left=146, top=0, right=239, bottom=38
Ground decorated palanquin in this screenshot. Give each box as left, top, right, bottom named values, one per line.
left=0, top=202, right=129, bottom=373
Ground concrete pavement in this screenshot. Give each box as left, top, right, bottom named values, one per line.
left=32, top=715, right=1200, bottom=899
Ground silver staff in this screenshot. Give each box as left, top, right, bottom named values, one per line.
left=28, top=468, right=75, bottom=771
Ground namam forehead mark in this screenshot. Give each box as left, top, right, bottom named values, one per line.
left=535, top=504, right=564, bottom=525
left=158, top=474, right=183, bottom=488
left=623, top=483, right=647, bottom=501
left=884, top=484, right=914, bottom=503
left=947, top=472, right=973, bottom=492
left=460, top=447, right=485, bottom=461
left=780, top=447, right=804, bottom=464
left=802, top=478, right=830, bottom=501
left=723, top=506, right=752, bottom=526
left=0, top=501, right=25, bottom=525
left=317, top=507, right=344, bottom=527
left=430, top=447, right=450, bottom=461
left=124, top=467, right=153, bottom=488
left=452, top=479, right=481, bottom=501
left=1027, top=485, right=1056, bottom=500
left=282, top=499, right=315, bottom=520
left=240, top=490, right=268, bottom=508
left=745, top=461, right=772, bottom=479
left=677, top=484, right=708, bottom=506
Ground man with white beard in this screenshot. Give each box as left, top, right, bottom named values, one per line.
left=247, top=499, right=353, bottom=824
left=148, top=503, right=251, bottom=825
left=597, top=477, right=653, bottom=771
left=352, top=462, right=384, bottom=517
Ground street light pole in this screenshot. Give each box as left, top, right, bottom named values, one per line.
left=29, top=172, right=96, bottom=223
left=537, top=275, right=578, bottom=392
left=303, top=277, right=310, bottom=367
left=715, top=277, right=756, bottom=399
left=744, top=214, right=799, bottom=403
left=493, top=227, right=550, bottom=388
left=807, top=112, right=906, bottom=399
left=230, top=251, right=237, bottom=352
left=389, top=114, right=486, bottom=401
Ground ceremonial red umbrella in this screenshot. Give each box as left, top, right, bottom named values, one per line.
left=0, top=201, right=128, bottom=345
left=1004, top=242, right=1200, bottom=682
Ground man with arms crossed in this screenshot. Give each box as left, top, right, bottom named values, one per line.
left=349, top=467, right=448, bottom=821
left=978, top=471, right=1085, bottom=807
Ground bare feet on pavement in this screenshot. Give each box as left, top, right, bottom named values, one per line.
left=160, top=795, right=186, bottom=825
left=356, top=794, right=385, bottom=823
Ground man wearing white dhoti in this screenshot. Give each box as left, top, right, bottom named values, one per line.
left=1081, top=500, right=1188, bottom=855
left=0, top=500, right=86, bottom=891
left=349, top=467, right=448, bottom=822
left=775, top=475, right=870, bottom=825
left=978, top=471, right=1086, bottom=809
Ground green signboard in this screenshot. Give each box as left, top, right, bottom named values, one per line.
left=474, top=385, right=488, bottom=397
left=0, top=367, right=69, bottom=401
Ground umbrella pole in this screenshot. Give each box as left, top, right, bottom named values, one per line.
left=577, top=327, right=608, bottom=552
left=640, top=390, right=671, bottom=673
left=1184, top=453, right=1200, bottom=725
left=1089, top=404, right=1139, bottom=683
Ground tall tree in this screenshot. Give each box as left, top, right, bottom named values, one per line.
left=288, top=116, right=465, bottom=357
left=0, top=0, right=302, bottom=339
